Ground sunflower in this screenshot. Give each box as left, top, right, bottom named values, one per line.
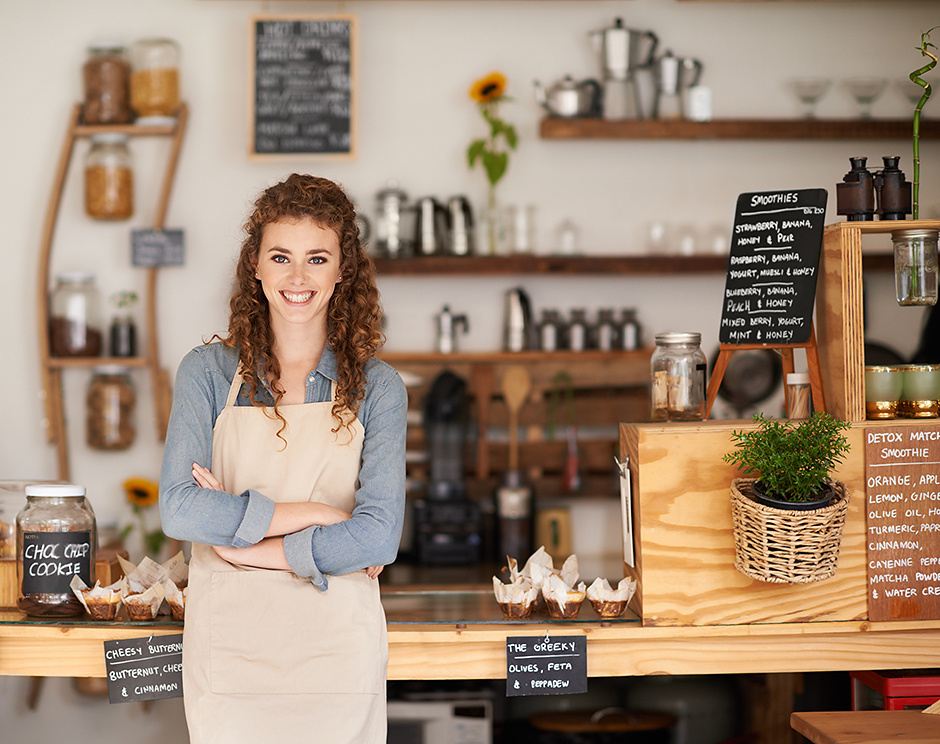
left=123, top=477, right=159, bottom=508
left=469, top=72, right=507, bottom=103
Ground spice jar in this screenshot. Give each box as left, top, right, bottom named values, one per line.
left=86, top=366, right=136, bottom=450
left=82, top=43, right=131, bottom=124
left=595, top=308, right=618, bottom=351
left=84, top=133, right=134, bottom=220
left=568, top=309, right=589, bottom=352
left=538, top=309, right=562, bottom=352
left=786, top=372, right=813, bottom=419
left=50, top=273, right=103, bottom=357
left=619, top=308, right=641, bottom=351
left=651, top=331, right=707, bottom=421
left=16, top=484, right=97, bottom=618
left=130, top=38, right=180, bottom=119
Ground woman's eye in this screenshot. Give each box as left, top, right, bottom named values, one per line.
left=309, top=256, right=326, bottom=264
left=271, top=254, right=288, bottom=263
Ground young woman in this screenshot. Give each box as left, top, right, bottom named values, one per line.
left=159, top=173, right=407, bottom=743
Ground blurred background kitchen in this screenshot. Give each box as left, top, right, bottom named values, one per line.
left=0, top=0, right=936, bottom=740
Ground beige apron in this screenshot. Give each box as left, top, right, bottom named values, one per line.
left=182, top=371, right=388, bottom=744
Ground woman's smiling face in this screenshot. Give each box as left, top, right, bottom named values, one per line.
left=254, top=217, right=342, bottom=334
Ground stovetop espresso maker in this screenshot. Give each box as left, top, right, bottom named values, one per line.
left=589, top=17, right=658, bottom=120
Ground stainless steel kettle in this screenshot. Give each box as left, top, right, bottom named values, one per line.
left=533, top=76, right=602, bottom=118
left=446, top=196, right=475, bottom=256
left=503, top=287, right=535, bottom=352
left=415, top=197, right=448, bottom=256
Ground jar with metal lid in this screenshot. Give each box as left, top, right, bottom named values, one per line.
left=892, top=228, right=939, bottom=306
left=619, top=308, right=641, bottom=351
left=538, top=309, right=562, bottom=352
left=568, top=309, right=589, bottom=352
left=129, top=38, right=180, bottom=119
left=84, top=133, right=134, bottom=220
left=651, top=331, right=707, bottom=421
left=595, top=308, right=618, bottom=351
left=82, top=43, right=131, bottom=124
left=16, top=484, right=97, bottom=617
left=87, top=366, right=136, bottom=450
left=50, top=273, right=103, bottom=357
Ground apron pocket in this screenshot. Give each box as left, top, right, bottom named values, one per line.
left=208, top=569, right=385, bottom=695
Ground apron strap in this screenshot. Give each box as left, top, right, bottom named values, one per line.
left=225, top=367, right=338, bottom=408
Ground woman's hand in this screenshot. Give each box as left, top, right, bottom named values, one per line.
left=365, top=565, right=384, bottom=579
left=193, top=462, right=223, bottom=491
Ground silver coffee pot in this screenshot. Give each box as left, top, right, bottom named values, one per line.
left=589, top=17, right=658, bottom=120
left=654, top=50, right=704, bottom=119
left=435, top=305, right=469, bottom=354
left=503, top=287, right=535, bottom=352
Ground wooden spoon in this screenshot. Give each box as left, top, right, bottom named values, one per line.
left=501, top=366, right=532, bottom=473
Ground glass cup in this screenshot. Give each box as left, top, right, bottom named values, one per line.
left=899, top=364, right=940, bottom=417
left=893, top=228, right=939, bottom=306
left=864, top=365, right=903, bottom=419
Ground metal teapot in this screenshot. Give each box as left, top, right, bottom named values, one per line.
left=533, top=76, right=602, bottom=118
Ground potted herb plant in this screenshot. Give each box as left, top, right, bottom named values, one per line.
left=722, top=412, right=853, bottom=584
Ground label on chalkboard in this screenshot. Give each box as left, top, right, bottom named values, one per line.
left=131, top=229, right=185, bottom=267
left=718, top=189, right=828, bottom=346
left=21, top=531, right=92, bottom=594
left=506, top=635, right=587, bottom=697
left=252, top=16, right=355, bottom=156
left=865, top=426, right=940, bottom=621
left=104, top=634, right=184, bottom=704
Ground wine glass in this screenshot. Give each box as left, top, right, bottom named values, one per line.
left=843, top=77, right=887, bottom=119
left=787, top=77, right=832, bottom=119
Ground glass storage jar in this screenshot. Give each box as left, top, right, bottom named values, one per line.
left=130, top=38, right=180, bottom=118
left=16, top=484, right=97, bottom=618
left=893, top=228, right=939, bottom=306
left=84, top=133, right=134, bottom=220
left=82, top=42, right=131, bottom=124
left=568, top=309, right=588, bottom=351
left=651, top=331, right=707, bottom=421
left=50, top=273, right=103, bottom=357
left=619, top=308, right=641, bottom=351
left=86, top=366, right=136, bottom=450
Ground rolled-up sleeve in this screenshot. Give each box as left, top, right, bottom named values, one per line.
left=284, top=363, right=407, bottom=588
left=159, top=347, right=275, bottom=547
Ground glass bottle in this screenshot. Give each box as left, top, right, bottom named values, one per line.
left=595, top=308, right=618, bottom=351
left=568, top=309, right=588, bottom=352
left=82, top=43, right=131, bottom=125
left=619, top=308, right=642, bottom=351
left=893, top=228, right=939, bottom=306
left=16, top=484, right=97, bottom=618
left=50, top=273, right=103, bottom=357
left=130, top=38, right=181, bottom=119
left=86, top=366, right=136, bottom=451
left=84, top=133, right=134, bottom=220
left=650, top=331, right=707, bottom=421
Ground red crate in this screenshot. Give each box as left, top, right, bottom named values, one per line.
left=851, top=670, right=940, bottom=711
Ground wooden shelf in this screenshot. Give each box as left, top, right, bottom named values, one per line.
left=539, top=117, right=939, bottom=141
left=374, top=252, right=895, bottom=276
left=47, top=356, right=149, bottom=369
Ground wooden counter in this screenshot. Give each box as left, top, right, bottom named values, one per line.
left=4, top=597, right=940, bottom=680
left=791, top=710, right=940, bottom=744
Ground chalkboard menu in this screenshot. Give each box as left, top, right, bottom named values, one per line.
left=865, top=426, right=940, bottom=621
left=250, top=15, right=357, bottom=158
left=718, top=189, right=828, bottom=346
left=104, top=634, right=184, bottom=704
left=506, top=635, right=587, bottom=697
left=21, top=531, right=92, bottom=594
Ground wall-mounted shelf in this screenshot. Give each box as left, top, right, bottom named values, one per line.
left=539, top=118, right=939, bottom=141
left=374, top=252, right=894, bottom=276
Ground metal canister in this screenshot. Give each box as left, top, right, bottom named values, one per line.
left=650, top=331, right=707, bottom=421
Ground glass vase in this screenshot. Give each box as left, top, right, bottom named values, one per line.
left=893, top=228, right=939, bottom=306
left=482, top=188, right=504, bottom=256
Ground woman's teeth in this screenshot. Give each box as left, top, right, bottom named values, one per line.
left=281, top=290, right=313, bottom=303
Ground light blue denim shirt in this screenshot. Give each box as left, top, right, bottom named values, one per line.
left=159, top=342, right=407, bottom=591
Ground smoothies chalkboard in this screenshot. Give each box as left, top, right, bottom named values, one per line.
left=250, top=15, right=357, bottom=158
left=719, top=189, right=828, bottom=346
left=865, top=426, right=940, bottom=621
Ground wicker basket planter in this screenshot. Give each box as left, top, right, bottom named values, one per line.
left=730, top=478, right=850, bottom=584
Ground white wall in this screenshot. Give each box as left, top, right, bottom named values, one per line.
left=0, top=0, right=936, bottom=736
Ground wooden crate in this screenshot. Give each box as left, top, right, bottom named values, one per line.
left=816, top=219, right=940, bottom=422
left=620, top=419, right=869, bottom=626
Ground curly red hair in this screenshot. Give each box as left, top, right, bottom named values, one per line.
left=223, top=173, right=384, bottom=434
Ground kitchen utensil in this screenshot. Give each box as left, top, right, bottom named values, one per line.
left=503, top=287, right=535, bottom=352
left=533, top=76, right=602, bottom=118
left=414, top=196, right=448, bottom=256
left=654, top=50, right=703, bottom=119
left=375, top=180, right=410, bottom=258
left=589, top=17, right=657, bottom=120
left=446, top=195, right=474, bottom=256
left=548, top=371, right=580, bottom=492
left=496, top=366, right=533, bottom=560
left=435, top=305, right=468, bottom=354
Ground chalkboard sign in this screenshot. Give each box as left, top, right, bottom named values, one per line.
left=718, top=189, right=828, bottom=346
left=250, top=15, right=357, bottom=158
left=865, top=426, right=940, bottom=622
left=104, top=634, right=184, bottom=704
left=131, top=229, right=185, bottom=267
left=506, top=635, right=587, bottom=697
left=21, top=531, right=92, bottom=594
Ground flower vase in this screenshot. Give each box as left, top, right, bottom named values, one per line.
left=483, top=189, right=503, bottom=256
